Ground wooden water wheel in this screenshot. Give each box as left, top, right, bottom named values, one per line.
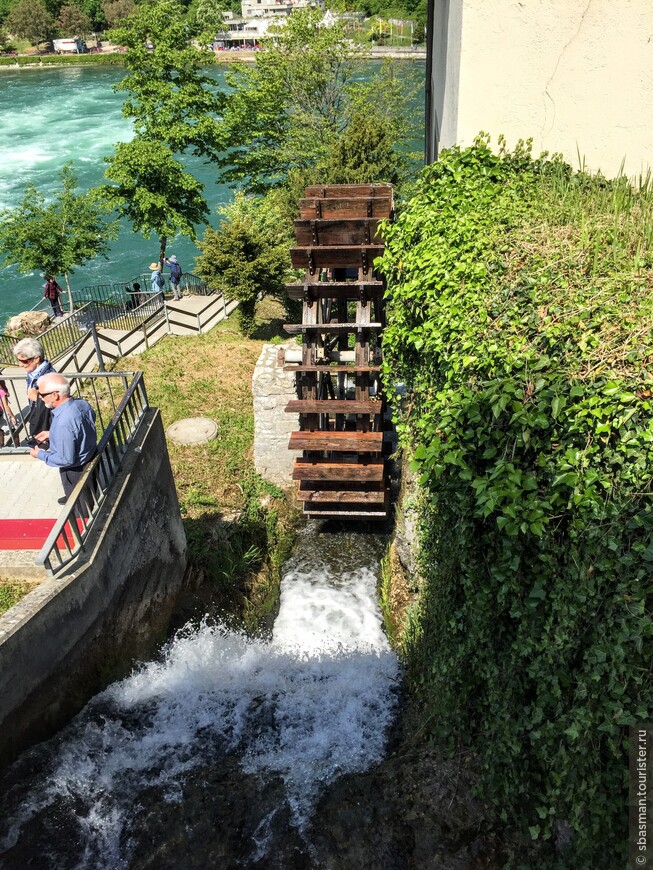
left=284, top=184, right=393, bottom=520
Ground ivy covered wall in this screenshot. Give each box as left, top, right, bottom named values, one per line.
left=380, top=137, right=653, bottom=864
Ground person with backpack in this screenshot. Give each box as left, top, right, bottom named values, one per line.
left=43, top=275, right=64, bottom=318
left=164, top=254, right=183, bottom=301
left=149, top=262, right=166, bottom=293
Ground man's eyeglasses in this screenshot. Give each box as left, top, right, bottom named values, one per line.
left=16, top=357, right=35, bottom=365
left=38, top=391, right=57, bottom=398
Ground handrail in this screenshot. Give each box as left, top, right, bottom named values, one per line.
left=0, top=370, right=137, bottom=454
left=73, top=271, right=213, bottom=305
left=0, top=302, right=94, bottom=366
left=1, top=270, right=215, bottom=365
left=36, top=371, right=149, bottom=576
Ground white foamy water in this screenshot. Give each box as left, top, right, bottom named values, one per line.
left=0, top=530, right=399, bottom=868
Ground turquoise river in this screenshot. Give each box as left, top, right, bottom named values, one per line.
left=0, top=61, right=424, bottom=324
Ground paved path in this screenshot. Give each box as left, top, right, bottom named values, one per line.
left=0, top=455, right=62, bottom=519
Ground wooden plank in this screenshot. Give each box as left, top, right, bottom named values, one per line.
left=285, top=399, right=382, bottom=415
left=303, top=184, right=393, bottom=197
left=292, top=460, right=385, bottom=482
left=293, top=219, right=383, bottom=247
left=289, top=431, right=383, bottom=452
left=305, top=509, right=388, bottom=519
left=283, top=322, right=382, bottom=335
left=298, top=199, right=392, bottom=220
left=285, top=281, right=385, bottom=301
left=298, top=488, right=387, bottom=504
left=290, top=245, right=384, bottom=271
left=283, top=365, right=381, bottom=373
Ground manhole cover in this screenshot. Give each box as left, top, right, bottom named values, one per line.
left=166, top=417, right=218, bottom=445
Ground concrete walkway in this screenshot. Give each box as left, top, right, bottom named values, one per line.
left=0, top=455, right=62, bottom=578
left=0, top=455, right=62, bottom=520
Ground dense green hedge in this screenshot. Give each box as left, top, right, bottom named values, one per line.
left=0, top=53, right=124, bottom=67
left=381, top=137, right=653, bottom=864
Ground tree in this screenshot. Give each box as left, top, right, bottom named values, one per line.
left=318, top=59, right=420, bottom=186
left=217, top=8, right=359, bottom=193
left=102, top=140, right=209, bottom=263
left=216, top=8, right=419, bottom=194
left=102, top=0, right=135, bottom=27
left=103, top=0, right=223, bottom=262
left=0, top=164, right=119, bottom=313
left=195, top=193, right=294, bottom=335
left=5, top=0, right=53, bottom=45
left=188, top=0, right=223, bottom=46
left=56, top=4, right=92, bottom=35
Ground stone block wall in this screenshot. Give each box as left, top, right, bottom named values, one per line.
left=252, top=342, right=301, bottom=488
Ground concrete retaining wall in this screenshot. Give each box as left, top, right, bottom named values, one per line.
left=0, top=408, right=187, bottom=769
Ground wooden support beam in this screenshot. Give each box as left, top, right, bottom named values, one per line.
left=283, top=365, right=381, bottom=373
left=289, top=246, right=384, bottom=271
left=283, top=322, right=383, bottom=335
left=303, top=183, right=393, bottom=198
left=304, top=508, right=388, bottom=519
left=285, top=281, right=385, bottom=301
left=297, top=487, right=387, bottom=504
left=293, top=219, right=383, bottom=247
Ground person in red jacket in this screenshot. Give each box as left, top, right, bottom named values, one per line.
left=43, top=276, right=64, bottom=318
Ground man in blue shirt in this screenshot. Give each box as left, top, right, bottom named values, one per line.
left=28, top=373, right=97, bottom=505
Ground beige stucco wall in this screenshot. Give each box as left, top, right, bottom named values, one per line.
left=432, top=0, right=653, bottom=179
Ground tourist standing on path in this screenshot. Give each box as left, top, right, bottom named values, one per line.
left=164, top=255, right=183, bottom=301
left=125, top=281, right=142, bottom=310
left=150, top=262, right=165, bottom=293
left=13, top=337, right=56, bottom=445
left=28, top=373, right=97, bottom=505
left=43, top=276, right=64, bottom=319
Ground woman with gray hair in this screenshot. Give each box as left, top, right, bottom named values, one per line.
left=13, top=337, right=56, bottom=444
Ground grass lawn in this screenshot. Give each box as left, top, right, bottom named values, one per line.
left=121, top=298, right=298, bottom=627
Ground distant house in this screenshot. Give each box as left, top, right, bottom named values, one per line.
left=241, top=0, right=324, bottom=20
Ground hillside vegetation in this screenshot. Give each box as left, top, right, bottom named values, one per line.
left=381, top=136, right=653, bottom=864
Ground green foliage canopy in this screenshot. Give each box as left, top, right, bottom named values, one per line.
left=0, top=162, right=118, bottom=308
left=217, top=9, right=419, bottom=193
left=5, top=0, right=53, bottom=44
left=102, top=139, right=209, bottom=249
left=103, top=0, right=223, bottom=260
left=55, top=3, right=92, bottom=36
left=195, top=192, right=294, bottom=335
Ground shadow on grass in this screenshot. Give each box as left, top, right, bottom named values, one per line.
left=250, top=316, right=287, bottom=341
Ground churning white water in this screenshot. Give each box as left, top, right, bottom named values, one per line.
left=0, top=527, right=399, bottom=869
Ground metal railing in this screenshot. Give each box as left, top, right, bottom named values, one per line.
left=72, top=289, right=165, bottom=333
left=127, top=270, right=212, bottom=297
left=0, top=302, right=94, bottom=366
left=35, top=371, right=149, bottom=576
left=0, top=269, right=215, bottom=365
left=0, top=370, right=136, bottom=449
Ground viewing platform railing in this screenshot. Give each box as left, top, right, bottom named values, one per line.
left=28, top=371, right=149, bottom=576
left=0, top=270, right=217, bottom=366
left=0, top=301, right=95, bottom=366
